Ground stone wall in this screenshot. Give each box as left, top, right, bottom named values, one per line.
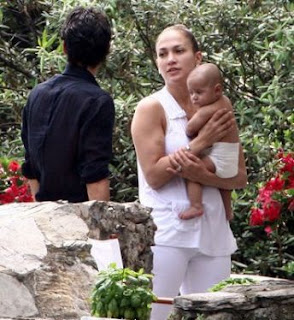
left=170, top=277, right=294, bottom=320
left=1, top=202, right=293, bottom=320
left=0, top=201, right=155, bottom=320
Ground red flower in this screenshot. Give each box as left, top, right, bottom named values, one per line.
left=250, top=208, right=264, bottom=226
left=265, top=176, right=285, bottom=191
left=0, top=192, right=15, bottom=204
left=287, top=176, right=294, bottom=189
left=19, top=192, right=34, bottom=202
left=0, top=182, right=33, bottom=204
left=257, top=187, right=273, bottom=203
left=263, top=200, right=281, bottom=222
left=288, top=199, right=294, bottom=211
left=280, top=154, right=294, bottom=176
left=0, top=159, right=33, bottom=205
left=264, top=226, right=273, bottom=235
left=250, top=152, right=293, bottom=235
left=276, top=149, right=284, bottom=159
left=5, top=184, right=19, bottom=198
left=8, top=160, right=21, bottom=173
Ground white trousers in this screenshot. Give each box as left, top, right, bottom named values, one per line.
left=150, top=245, right=231, bottom=320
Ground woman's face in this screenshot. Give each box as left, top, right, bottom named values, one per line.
left=156, top=29, right=202, bottom=86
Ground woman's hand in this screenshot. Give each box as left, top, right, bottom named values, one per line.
left=189, top=100, right=235, bottom=155
left=200, top=108, right=234, bottom=144
left=167, top=145, right=247, bottom=190
left=167, top=149, right=209, bottom=181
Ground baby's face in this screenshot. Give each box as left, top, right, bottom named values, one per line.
left=187, top=75, right=216, bottom=107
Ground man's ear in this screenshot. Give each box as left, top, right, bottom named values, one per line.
left=63, top=41, right=67, bottom=54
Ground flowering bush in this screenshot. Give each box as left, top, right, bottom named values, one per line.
left=0, top=158, right=33, bottom=204
left=250, top=152, right=294, bottom=234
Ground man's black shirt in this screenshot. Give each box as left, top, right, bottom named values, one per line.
left=21, top=64, right=115, bottom=202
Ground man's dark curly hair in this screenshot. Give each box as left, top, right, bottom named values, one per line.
left=61, top=7, right=111, bottom=68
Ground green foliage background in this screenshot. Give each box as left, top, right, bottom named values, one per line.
left=0, top=0, right=293, bottom=278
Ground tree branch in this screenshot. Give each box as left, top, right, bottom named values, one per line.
left=0, top=54, right=34, bottom=79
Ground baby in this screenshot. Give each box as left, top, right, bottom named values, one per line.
left=180, top=63, right=240, bottom=221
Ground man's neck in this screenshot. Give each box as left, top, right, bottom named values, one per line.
left=87, top=65, right=100, bottom=76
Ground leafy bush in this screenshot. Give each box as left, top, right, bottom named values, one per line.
left=91, top=263, right=156, bottom=319
left=110, top=95, right=138, bottom=202
left=209, top=277, right=256, bottom=292
left=249, top=152, right=294, bottom=232
left=245, top=152, right=294, bottom=279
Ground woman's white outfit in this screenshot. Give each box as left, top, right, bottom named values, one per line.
left=137, top=87, right=237, bottom=320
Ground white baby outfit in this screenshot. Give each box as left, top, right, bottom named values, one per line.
left=205, top=142, right=239, bottom=178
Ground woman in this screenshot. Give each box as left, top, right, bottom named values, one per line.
left=131, top=25, right=247, bottom=320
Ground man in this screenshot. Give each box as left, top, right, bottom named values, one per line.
left=21, top=7, right=115, bottom=202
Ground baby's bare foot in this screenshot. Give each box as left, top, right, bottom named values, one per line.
left=179, top=204, right=203, bottom=220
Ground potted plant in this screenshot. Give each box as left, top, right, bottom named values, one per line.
left=89, top=263, right=157, bottom=320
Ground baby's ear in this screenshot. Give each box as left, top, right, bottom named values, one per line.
left=215, top=83, right=222, bottom=97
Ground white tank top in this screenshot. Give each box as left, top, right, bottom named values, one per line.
left=137, top=86, right=237, bottom=256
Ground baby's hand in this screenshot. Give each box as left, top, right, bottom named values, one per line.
left=167, top=153, right=180, bottom=175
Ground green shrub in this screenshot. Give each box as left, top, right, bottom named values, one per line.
left=91, top=263, right=156, bottom=319
left=209, top=277, right=256, bottom=292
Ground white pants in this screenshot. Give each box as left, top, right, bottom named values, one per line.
left=150, top=245, right=231, bottom=320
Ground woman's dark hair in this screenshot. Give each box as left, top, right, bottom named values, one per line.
left=61, top=7, right=111, bottom=67
left=156, top=24, right=200, bottom=53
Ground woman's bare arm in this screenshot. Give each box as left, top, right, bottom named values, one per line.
left=131, top=97, right=174, bottom=189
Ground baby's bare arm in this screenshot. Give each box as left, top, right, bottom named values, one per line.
left=186, top=105, right=219, bottom=137
left=201, top=156, right=216, bottom=173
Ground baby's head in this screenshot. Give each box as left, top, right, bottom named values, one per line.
left=187, top=63, right=223, bottom=107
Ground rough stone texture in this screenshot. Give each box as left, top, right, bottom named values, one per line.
left=0, top=201, right=155, bottom=320
left=76, top=201, right=155, bottom=272
left=0, top=273, right=38, bottom=318
left=171, top=278, right=294, bottom=320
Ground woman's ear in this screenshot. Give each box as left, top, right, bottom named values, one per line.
left=194, top=51, right=202, bottom=66
left=156, top=57, right=161, bottom=75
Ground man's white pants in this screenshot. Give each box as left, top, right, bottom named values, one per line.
left=150, top=245, right=231, bottom=320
